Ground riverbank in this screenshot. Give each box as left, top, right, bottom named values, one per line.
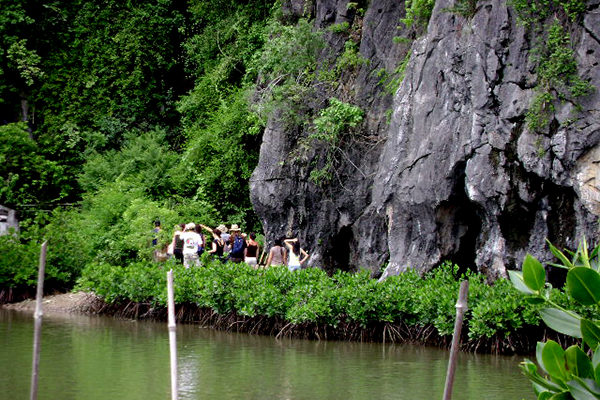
left=2, top=261, right=583, bottom=355
left=1, top=292, right=102, bottom=314
left=1, top=288, right=575, bottom=356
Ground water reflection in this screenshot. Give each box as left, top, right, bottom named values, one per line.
left=0, top=309, right=533, bottom=400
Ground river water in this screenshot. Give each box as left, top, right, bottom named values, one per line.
left=0, top=308, right=533, bottom=400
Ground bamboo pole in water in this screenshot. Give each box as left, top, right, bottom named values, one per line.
left=443, top=280, right=469, bottom=400
left=30, top=241, right=48, bottom=400
left=167, top=269, right=178, bottom=400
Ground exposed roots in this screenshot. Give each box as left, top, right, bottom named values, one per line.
left=0, top=287, right=36, bottom=304
left=4, top=293, right=572, bottom=355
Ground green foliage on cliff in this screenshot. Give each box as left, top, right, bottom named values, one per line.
left=308, top=98, right=364, bottom=186
left=401, top=0, right=436, bottom=28
left=510, top=0, right=586, bottom=24
left=526, top=19, right=594, bottom=133
left=250, top=17, right=325, bottom=125
left=508, top=0, right=594, bottom=133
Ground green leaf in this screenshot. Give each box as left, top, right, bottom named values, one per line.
left=547, top=262, right=570, bottom=270
left=567, top=268, right=600, bottom=306
left=582, top=320, right=600, bottom=350
left=526, top=296, right=547, bottom=304
left=548, top=392, right=571, bottom=400
left=523, top=254, right=546, bottom=291
left=589, top=245, right=600, bottom=272
left=542, top=340, right=569, bottom=383
left=566, top=377, right=600, bottom=400
left=577, top=238, right=591, bottom=269
left=547, top=240, right=574, bottom=269
left=538, top=342, right=549, bottom=373
left=509, top=270, right=535, bottom=295
left=593, top=346, right=600, bottom=370
left=520, top=360, right=565, bottom=392
left=565, top=345, right=593, bottom=379
left=540, top=308, right=582, bottom=338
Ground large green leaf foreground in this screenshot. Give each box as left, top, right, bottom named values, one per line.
left=76, top=260, right=589, bottom=353
left=510, top=239, right=600, bottom=399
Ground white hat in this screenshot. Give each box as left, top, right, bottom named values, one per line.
left=185, top=222, right=196, bottom=231
left=230, top=224, right=241, bottom=232
left=217, top=224, right=228, bottom=233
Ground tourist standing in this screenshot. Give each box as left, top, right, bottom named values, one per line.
left=152, top=220, right=161, bottom=247
left=152, top=220, right=165, bottom=261
left=265, top=237, right=287, bottom=269
left=202, top=225, right=225, bottom=262
left=181, top=222, right=202, bottom=268
left=228, top=224, right=246, bottom=263
left=284, top=237, right=309, bottom=271
left=244, top=233, right=260, bottom=268
left=171, top=223, right=185, bottom=264
left=218, top=224, right=231, bottom=257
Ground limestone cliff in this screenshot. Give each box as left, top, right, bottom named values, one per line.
left=250, top=0, right=600, bottom=279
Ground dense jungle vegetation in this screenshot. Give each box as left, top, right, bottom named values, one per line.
left=1, top=0, right=281, bottom=295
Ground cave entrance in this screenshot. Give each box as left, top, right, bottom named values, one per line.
left=436, top=200, right=482, bottom=276
left=326, top=225, right=353, bottom=273
left=436, top=161, right=482, bottom=275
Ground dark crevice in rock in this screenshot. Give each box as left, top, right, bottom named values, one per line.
left=545, top=184, right=577, bottom=287
left=436, top=161, right=482, bottom=274
left=497, top=124, right=544, bottom=266
left=323, top=224, right=354, bottom=273
left=546, top=185, right=576, bottom=251
left=498, top=191, right=538, bottom=255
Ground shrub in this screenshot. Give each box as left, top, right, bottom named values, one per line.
left=510, top=239, right=600, bottom=399
left=77, top=260, right=551, bottom=347
left=402, top=0, right=436, bottom=29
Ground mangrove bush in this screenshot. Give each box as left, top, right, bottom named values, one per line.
left=74, top=260, right=586, bottom=353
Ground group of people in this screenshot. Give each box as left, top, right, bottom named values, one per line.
left=165, top=222, right=309, bottom=272
left=264, top=237, right=309, bottom=272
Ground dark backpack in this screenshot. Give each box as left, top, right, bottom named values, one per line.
left=231, top=235, right=245, bottom=256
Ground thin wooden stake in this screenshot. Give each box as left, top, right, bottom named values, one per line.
left=167, top=269, right=178, bottom=400
left=443, top=280, right=469, bottom=400
left=258, top=249, right=266, bottom=267
left=30, top=241, right=48, bottom=400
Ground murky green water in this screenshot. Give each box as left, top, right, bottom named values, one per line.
left=0, top=308, right=533, bottom=399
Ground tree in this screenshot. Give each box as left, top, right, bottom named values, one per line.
left=0, top=122, right=68, bottom=207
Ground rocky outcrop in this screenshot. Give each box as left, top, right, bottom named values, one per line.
left=250, top=0, right=600, bottom=279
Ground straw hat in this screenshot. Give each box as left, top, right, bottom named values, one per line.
left=217, top=224, right=228, bottom=233
left=230, top=224, right=241, bottom=232
left=185, top=222, right=196, bottom=231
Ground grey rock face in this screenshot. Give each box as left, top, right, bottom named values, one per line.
left=250, top=0, right=600, bottom=279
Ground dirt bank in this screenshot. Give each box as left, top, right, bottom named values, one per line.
left=1, top=292, right=101, bottom=314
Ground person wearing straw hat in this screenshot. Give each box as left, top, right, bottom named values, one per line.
left=228, top=224, right=246, bottom=263
left=218, top=224, right=231, bottom=256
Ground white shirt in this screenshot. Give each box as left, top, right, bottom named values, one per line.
left=181, top=231, right=202, bottom=254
